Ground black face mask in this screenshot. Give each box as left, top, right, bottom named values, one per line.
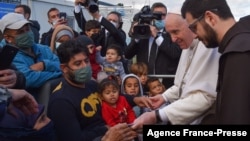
left=90, top=33, right=100, bottom=41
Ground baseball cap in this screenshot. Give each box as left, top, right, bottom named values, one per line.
left=0, top=13, right=31, bottom=33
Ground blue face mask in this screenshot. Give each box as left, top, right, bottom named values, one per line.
left=154, top=20, right=165, bottom=30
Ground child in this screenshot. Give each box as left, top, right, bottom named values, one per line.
left=98, top=77, right=136, bottom=127
left=130, top=62, right=148, bottom=95
left=121, top=74, right=144, bottom=117
left=146, top=77, right=166, bottom=97
left=96, top=44, right=126, bottom=84
left=144, top=77, right=168, bottom=115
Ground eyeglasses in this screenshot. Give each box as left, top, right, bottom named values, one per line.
left=188, top=14, right=204, bottom=33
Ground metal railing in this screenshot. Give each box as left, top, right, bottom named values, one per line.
left=148, top=74, right=175, bottom=78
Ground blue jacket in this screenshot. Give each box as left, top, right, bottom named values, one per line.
left=13, top=44, right=62, bottom=88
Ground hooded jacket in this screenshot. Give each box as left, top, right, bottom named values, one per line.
left=216, top=15, right=250, bottom=124
left=121, top=74, right=144, bottom=117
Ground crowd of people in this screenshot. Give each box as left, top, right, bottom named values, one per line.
left=0, top=0, right=250, bottom=140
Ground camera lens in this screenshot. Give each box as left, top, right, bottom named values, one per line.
left=139, top=26, right=147, bottom=35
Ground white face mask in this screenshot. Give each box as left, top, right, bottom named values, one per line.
left=110, top=21, right=118, bottom=28
left=51, top=19, right=59, bottom=26
left=55, top=42, right=61, bottom=49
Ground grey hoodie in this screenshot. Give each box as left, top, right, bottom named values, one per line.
left=121, top=74, right=144, bottom=117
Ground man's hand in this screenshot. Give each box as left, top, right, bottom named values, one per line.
left=95, top=46, right=102, bottom=51
left=7, top=89, right=39, bottom=117
left=75, top=0, right=86, bottom=6
left=131, top=111, right=157, bottom=130
left=150, top=94, right=165, bottom=110
left=101, top=123, right=137, bottom=141
left=149, top=25, right=159, bottom=38
left=30, top=62, right=44, bottom=71
left=90, top=10, right=101, bottom=19
left=133, top=96, right=153, bottom=109
left=0, top=69, right=17, bottom=88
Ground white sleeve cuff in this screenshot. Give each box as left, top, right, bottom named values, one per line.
left=159, top=109, right=169, bottom=123
left=97, top=16, right=103, bottom=22
left=74, top=5, right=81, bottom=13
left=161, top=91, right=169, bottom=102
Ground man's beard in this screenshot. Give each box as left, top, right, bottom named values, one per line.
left=202, top=22, right=219, bottom=48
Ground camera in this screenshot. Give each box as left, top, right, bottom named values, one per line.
left=80, top=0, right=99, bottom=13
left=132, top=5, right=162, bottom=39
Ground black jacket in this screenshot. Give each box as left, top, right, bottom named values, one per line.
left=30, top=20, right=40, bottom=43
left=74, top=10, right=129, bottom=73
left=216, top=15, right=250, bottom=124
left=125, top=31, right=182, bottom=88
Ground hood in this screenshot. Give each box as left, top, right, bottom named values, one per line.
left=121, top=73, right=144, bottom=96
left=219, top=15, right=250, bottom=53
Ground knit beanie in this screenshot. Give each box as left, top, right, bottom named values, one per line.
left=50, top=25, right=74, bottom=52
left=76, top=35, right=94, bottom=48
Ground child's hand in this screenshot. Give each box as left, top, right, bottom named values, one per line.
left=96, top=46, right=102, bottom=51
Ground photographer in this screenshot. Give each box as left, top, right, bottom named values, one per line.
left=40, top=7, right=78, bottom=46
left=125, top=2, right=182, bottom=89
left=73, top=0, right=130, bottom=73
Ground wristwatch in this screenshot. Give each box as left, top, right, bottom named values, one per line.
left=0, top=86, right=12, bottom=107
left=155, top=109, right=162, bottom=123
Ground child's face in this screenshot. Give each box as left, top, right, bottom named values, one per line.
left=138, top=74, right=148, bottom=85
left=106, top=49, right=120, bottom=63
left=101, top=85, right=119, bottom=106
left=85, top=28, right=100, bottom=38
left=149, top=80, right=164, bottom=96
left=87, top=44, right=95, bottom=54
left=124, top=77, right=140, bottom=96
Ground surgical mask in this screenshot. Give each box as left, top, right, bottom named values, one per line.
left=15, top=30, right=34, bottom=49
left=68, top=66, right=92, bottom=84
left=154, top=20, right=165, bottom=30
left=110, top=21, right=118, bottom=28
left=51, top=19, right=58, bottom=26
left=55, top=42, right=61, bottom=49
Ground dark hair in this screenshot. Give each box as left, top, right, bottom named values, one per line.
left=98, top=76, right=120, bottom=94
left=107, top=44, right=122, bottom=56
left=15, top=4, right=31, bottom=19
left=151, top=2, right=167, bottom=12
left=130, top=62, right=148, bottom=75
left=108, top=11, right=123, bottom=29
left=181, top=0, right=234, bottom=20
left=145, top=77, right=160, bottom=91
left=85, top=20, right=101, bottom=31
left=47, top=7, right=59, bottom=18
left=56, top=39, right=89, bottom=64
